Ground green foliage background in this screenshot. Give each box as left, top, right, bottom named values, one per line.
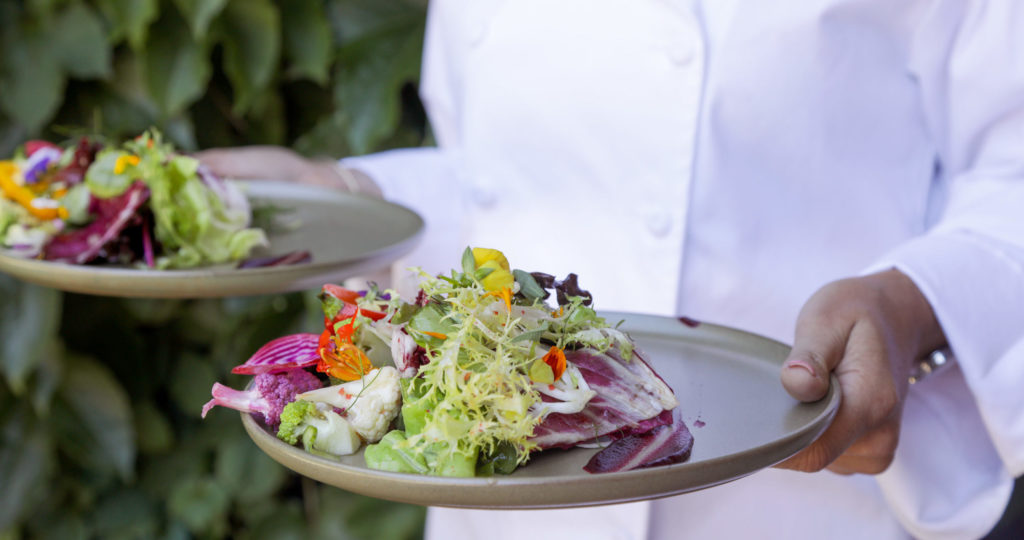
left=0, top=0, right=430, bottom=538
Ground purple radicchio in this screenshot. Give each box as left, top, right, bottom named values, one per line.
left=43, top=181, right=150, bottom=264
left=529, top=346, right=678, bottom=450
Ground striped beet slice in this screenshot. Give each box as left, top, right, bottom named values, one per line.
left=231, top=333, right=321, bottom=375
left=583, top=412, right=694, bottom=473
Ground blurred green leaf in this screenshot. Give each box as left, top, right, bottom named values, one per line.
left=27, top=343, right=64, bottom=414
left=96, top=0, right=159, bottom=49
left=310, top=487, right=359, bottom=540
left=245, top=91, right=287, bottom=145
left=120, top=299, right=184, bottom=327
left=172, top=0, right=228, bottom=40
left=139, top=442, right=205, bottom=499
left=51, top=2, right=111, bottom=79
left=343, top=494, right=426, bottom=540
left=281, top=0, right=332, bottom=84
left=28, top=510, right=89, bottom=540
left=0, top=27, right=66, bottom=133
left=51, top=356, right=136, bottom=480
left=334, top=8, right=425, bottom=154
left=134, top=400, right=175, bottom=455
left=221, top=0, right=281, bottom=114
left=167, top=477, right=229, bottom=535
left=91, top=488, right=158, bottom=540
left=0, top=276, right=63, bottom=393
left=169, top=352, right=216, bottom=416
left=139, top=8, right=211, bottom=117
left=215, top=434, right=288, bottom=502
left=0, top=402, right=56, bottom=530
left=26, top=0, right=68, bottom=20
left=236, top=500, right=306, bottom=540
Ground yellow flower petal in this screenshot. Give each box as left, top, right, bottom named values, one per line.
left=472, top=247, right=510, bottom=271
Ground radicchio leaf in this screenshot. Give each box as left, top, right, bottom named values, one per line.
left=43, top=181, right=150, bottom=264
left=530, top=346, right=678, bottom=449
left=583, top=411, right=694, bottom=473
left=231, top=333, right=321, bottom=375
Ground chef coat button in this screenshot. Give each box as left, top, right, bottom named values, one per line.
left=646, top=211, right=672, bottom=237
left=667, top=40, right=696, bottom=65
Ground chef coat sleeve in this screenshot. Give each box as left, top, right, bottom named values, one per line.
left=865, top=2, right=1024, bottom=538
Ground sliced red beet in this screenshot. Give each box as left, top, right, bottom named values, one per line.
left=231, top=333, right=321, bottom=375
left=583, top=413, right=694, bottom=473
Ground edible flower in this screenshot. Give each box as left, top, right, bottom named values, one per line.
left=528, top=346, right=567, bottom=384
left=316, top=303, right=374, bottom=381
left=0, top=161, right=67, bottom=220
left=472, top=247, right=514, bottom=292
left=484, top=286, right=513, bottom=312
left=23, top=147, right=61, bottom=184
left=113, top=154, right=140, bottom=175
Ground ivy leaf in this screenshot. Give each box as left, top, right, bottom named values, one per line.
left=214, top=435, right=287, bottom=502
left=167, top=477, right=230, bottom=535
left=281, top=0, right=332, bottom=84
left=91, top=488, right=159, bottom=540
left=51, top=2, right=112, bottom=79
left=96, top=0, right=159, bottom=50
left=221, top=0, right=281, bottom=114
left=51, top=355, right=136, bottom=481
left=0, top=28, right=66, bottom=133
left=334, top=8, right=425, bottom=154
left=139, top=8, right=211, bottom=117
left=168, top=353, right=216, bottom=416
left=134, top=400, right=175, bottom=455
left=172, top=0, right=228, bottom=40
left=0, top=276, right=63, bottom=393
left=0, top=401, right=56, bottom=530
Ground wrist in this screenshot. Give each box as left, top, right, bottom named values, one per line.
left=872, top=268, right=948, bottom=360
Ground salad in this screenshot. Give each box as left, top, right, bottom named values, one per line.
left=0, top=130, right=268, bottom=268
left=203, top=248, right=694, bottom=476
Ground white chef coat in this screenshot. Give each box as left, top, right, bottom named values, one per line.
left=342, top=0, right=1024, bottom=538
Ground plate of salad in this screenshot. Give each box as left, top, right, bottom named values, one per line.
left=203, top=247, right=839, bottom=508
left=0, top=131, right=423, bottom=298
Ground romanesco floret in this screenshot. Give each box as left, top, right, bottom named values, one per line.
left=296, top=366, right=402, bottom=443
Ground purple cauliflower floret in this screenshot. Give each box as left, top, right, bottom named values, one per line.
left=201, top=369, right=323, bottom=426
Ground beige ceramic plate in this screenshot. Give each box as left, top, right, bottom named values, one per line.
left=0, top=181, right=423, bottom=298
left=242, top=313, right=840, bottom=509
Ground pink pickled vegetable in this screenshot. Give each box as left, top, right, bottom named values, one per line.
left=583, top=413, right=694, bottom=473
left=201, top=369, right=322, bottom=426
left=232, top=333, right=320, bottom=375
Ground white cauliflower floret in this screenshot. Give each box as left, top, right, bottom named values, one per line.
left=297, top=366, right=402, bottom=443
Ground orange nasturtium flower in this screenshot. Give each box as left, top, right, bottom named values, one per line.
left=529, top=346, right=567, bottom=384
left=316, top=307, right=374, bottom=381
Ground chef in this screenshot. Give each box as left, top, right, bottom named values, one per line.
left=200, top=1, right=1024, bottom=537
